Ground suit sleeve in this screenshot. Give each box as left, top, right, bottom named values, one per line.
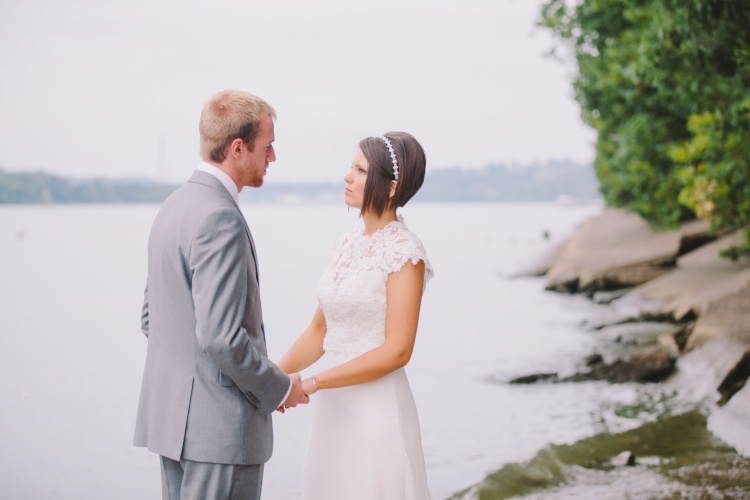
left=190, top=207, right=290, bottom=414
left=141, top=284, right=149, bottom=338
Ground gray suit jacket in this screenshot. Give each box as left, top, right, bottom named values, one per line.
left=134, top=170, right=290, bottom=465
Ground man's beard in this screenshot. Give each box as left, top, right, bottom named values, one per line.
left=241, top=160, right=264, bottom=188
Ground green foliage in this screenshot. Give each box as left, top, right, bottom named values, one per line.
left=540, top=0, right=750, bottom=255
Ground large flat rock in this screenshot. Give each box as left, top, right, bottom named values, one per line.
left=695, top=284, right=750, bottom=348
left=627, top=231, right=750, bottom=328
left=545, top=209, right=710, bottom=292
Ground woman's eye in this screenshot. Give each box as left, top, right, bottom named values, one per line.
left=358, top=168, right=366, bottom=174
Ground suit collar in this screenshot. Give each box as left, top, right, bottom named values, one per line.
left=189, top=169, right=224, bottom=189
left=196, top=162, right=240, bottom=203
left=188, top=170, right=239, bottom=206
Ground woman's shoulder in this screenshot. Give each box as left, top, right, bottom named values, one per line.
left=380, top=218, right=434, bottom=282
left=382, top=217, right=426, bottom=251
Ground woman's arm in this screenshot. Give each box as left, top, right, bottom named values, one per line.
left=302, top=260, right=425, bottom=395
left=277, top=306, right=327, bottom=375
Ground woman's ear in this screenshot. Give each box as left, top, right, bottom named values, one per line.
left=389, top=180, right=397, bottom=198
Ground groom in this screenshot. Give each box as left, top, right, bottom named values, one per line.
left=134, top=89, right=309, bottom=499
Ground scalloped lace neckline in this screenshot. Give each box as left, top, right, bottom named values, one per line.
left=360, top=215, right=404, bottom=238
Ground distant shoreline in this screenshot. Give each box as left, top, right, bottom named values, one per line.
left=0, top=161, right=601, bottom=205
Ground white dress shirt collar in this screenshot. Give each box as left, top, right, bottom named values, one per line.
left=197, top=162, right=240, bottom=204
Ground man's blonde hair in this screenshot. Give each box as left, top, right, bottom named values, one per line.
left=199, top=90, right=277, bottom=163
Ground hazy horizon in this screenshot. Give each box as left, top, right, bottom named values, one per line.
left=0, top=0, right=596, bottom=184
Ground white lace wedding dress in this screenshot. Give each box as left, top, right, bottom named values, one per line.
left=301, top=216, right=434, bottom=500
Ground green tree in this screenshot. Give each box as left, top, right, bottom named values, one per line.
left=540, top=0, right=750, bottom=256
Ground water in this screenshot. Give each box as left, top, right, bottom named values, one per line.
left=0, top=201, right=743, bottom=499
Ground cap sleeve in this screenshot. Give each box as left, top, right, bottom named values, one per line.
left=384, top=228, right=434, bottom=292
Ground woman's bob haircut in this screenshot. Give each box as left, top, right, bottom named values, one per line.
left=358, top=131, right=426, bottom=217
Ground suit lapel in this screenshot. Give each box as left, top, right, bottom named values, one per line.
left=237, top=205, right=266, bottom=341
left=188, top=170, right=260, bottom=284
left=238, top=210, right=260, bottom=284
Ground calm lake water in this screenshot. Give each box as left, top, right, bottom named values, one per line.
left=5, top=200, right=731, bottom=499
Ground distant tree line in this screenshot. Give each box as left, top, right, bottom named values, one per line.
left=413, top=161, right=599, bottom=202
left=0, top=161, right=599, bottom=205
left=241, top=160, right=599, bottom=203
left=540, top=0, right=750, bottom=257
left=0, top=169, right=177, bottom=204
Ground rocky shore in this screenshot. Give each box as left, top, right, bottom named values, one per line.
left=515, top=208, right=750, bottom=456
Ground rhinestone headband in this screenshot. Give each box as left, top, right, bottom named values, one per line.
left=379, top=136, right=399, bottom=180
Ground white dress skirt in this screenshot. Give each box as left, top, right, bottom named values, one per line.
left=302, top=355, right=432, bottom=499
left=300, top=217, right=434, bottom=500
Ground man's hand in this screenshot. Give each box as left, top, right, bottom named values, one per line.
left=278, top=373, right=309, bottom=412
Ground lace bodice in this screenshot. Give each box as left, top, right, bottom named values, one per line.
left=317, top=216, right=434, bottom=359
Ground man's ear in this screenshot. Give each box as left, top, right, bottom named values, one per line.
left=389, top=180, right=397, bottom=198
left=229, top=138, right=244, bottom=159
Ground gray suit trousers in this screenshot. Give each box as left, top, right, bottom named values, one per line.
left=160, top=456, right=263, bottom=500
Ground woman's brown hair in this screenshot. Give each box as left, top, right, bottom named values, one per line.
left=359, top=131, right=426, bottom=217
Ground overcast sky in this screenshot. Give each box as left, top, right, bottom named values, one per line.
left=0, top=0, right=595, bottom=183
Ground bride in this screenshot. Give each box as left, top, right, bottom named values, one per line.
left=277, top=131, right=434, bottom=499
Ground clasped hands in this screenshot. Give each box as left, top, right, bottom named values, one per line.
left=277, top=373, right=318, bottom=413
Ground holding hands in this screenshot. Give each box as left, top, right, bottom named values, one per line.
left=277, top=373, right=313, bottom=413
